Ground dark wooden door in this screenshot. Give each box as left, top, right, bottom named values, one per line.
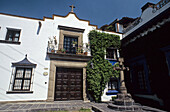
left=54, top=68, right=83, bottom=101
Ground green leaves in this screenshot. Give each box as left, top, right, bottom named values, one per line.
left=86, top=30, right=120, bottom=102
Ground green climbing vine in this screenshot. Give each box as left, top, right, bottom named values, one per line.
left=86, top=30, right=120, bottom=102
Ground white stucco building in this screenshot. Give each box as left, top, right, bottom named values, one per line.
left=0, top=8, right=122, bottom=102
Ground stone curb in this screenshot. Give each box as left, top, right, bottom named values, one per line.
left=92, top=106, right=104, bottom=112
left=142, top=106, right=167, bottom=112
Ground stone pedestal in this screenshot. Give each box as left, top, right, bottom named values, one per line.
left=119, top=86, right=127, bottom=94
left=108, top=93, right=142, bottom=111
left=108, top=58, right=142, bottom=111
left=114, top=93, right=134, bottom=106
left=108, top=103, right=142, bottom=111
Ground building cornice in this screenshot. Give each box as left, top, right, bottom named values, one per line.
left=58, top=25, right=85, bottom=33
left=47, top=52, right=92, bottom=62
left=0, top=12, right=98, bottom=29
left=122, top=7, right=170, bottom=47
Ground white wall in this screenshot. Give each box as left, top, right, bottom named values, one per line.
left=117, top=24, right=124, bottom=34
left=0, top=12, right=122, bottom=102
left=0, top=14, right=50, bottom=101
left=101, top=82, right=117, bottom=102
left=0, top=12, right=96, bottom=102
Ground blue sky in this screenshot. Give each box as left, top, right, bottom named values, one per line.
left=0, top=0, right=160, bottom=28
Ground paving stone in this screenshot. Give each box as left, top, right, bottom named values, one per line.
left=0, top=101, right=165, bottom=112
left=18, top=104, right=27, bottom=109
left=53, top=104, right=58, bottom=108
left=0, top=105, right=10, bottom=110
left=7, top=106, right=20, bottom=110
left=45, top=104, right=52, bottom=108
left=0, top=101, right=112, bottom=112
left=31, top=104, right=39, bottom=108
left=38, top=104, right=45, bottom=108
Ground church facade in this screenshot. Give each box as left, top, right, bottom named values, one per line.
left=0, top=8, right=122, bottom=102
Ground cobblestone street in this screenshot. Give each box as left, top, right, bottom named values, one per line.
left=0, top=101, right=167, bottom=112
left=0, top=101, right=115, bottom=112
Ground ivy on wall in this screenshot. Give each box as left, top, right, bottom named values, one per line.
left=86, top=30, right=120, bottom=102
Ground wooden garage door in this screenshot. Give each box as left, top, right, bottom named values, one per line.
left=54, top=68, right=83, bottom=101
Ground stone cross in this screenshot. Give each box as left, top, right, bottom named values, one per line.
left=70, top=5, right=75, bottom=13
left=113, top=57, right=129, bottom=94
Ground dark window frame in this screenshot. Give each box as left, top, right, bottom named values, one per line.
left=5, top=28, right=21, bottom=42
left=12, top=67, right=33, bottom=91
left=133, top=64, right=147, bottom=91
left=108, top=78, right=118, bottom=90
left=106, top=48, right=118, bottom=60
left=0, top=40, right=21, bottom=44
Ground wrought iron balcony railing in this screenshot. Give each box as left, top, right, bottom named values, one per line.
left=47, top=44, right=90, bottom=56
left=154, top=0, right=170, bottom=10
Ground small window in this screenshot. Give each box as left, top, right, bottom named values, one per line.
left=106, top=48, right=117, bottom=59
left=6, top=29, right=21, bottom=42
left=13, top=68, right=32, bottom=91
left=133, top=64, right=147, bottom=91
left=108, top=78, right=118, bottom=90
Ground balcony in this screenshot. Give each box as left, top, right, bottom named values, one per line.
left=154, top=0, right=170, bottom=10
left=47, top=43, right=92, bottom=62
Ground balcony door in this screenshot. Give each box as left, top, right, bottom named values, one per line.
left=64, top=36, right=78, bottom=54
